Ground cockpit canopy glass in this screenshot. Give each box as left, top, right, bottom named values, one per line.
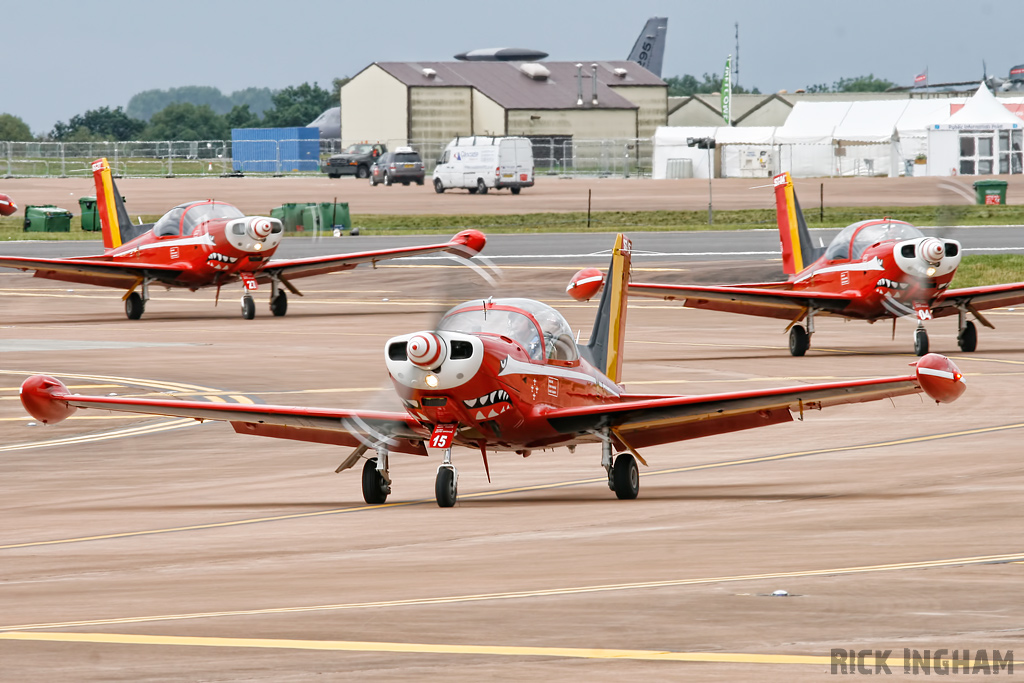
left=152, top=201, right=244, bottom=237
left=438, top=298, right=578, bottom=362
left=824, top=220, right=923, bottom=261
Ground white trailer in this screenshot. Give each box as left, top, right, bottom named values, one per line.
left=433, top=136, right=534, bottom=195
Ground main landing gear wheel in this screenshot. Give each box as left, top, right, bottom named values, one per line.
left=914, top=328, right=929, bottom=356
left=361, top=458, right=389, bottom=504
left=789, top=324, right=810, bottom=356
left=124, top=291, right=145, bottom=320
left=241, top=295, right=255, bottom=320
left=270, top=290, right=288, bottom=317
left=435, top=467, right=457, bottom=507
left=612, top=453, right=639, bottom=500
left=434, top=178, right=445, bottom=194
left=958, top=320, right=977, bottom=352
left=476, top=178, right=488, bottom=195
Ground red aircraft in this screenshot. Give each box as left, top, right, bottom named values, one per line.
left=0, top=158, right=485, bottom=320
left=624, top=172, right=1024, bottom=356
left=20, top=235, right=965, bottom=507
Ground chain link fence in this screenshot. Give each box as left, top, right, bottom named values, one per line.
left=0, top=137, right=652, bottom=178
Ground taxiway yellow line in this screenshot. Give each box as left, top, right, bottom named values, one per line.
left=3, top=421, right=1023, bottom=552
left=0, top=631, right=850, bottom=664
left=3, top=551, right=1022, bottom=633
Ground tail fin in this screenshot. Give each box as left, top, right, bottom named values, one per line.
left=580, top=234, right=631, bottom=384
left=627, top=17, right=667, bottom=77
left=773, top=172, right=823, bottom=275
left=92, top=158, right=134, bottom=250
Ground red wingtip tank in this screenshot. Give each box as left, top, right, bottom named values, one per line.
left=0, top=193, right=17, bottom=217
left=914, top=354, right=966, bottom=404
left=451, top=229, right=487, bottom=256
left=20, top=375, right=76, bottom=424
left=567, top=267, right=605, bottom=301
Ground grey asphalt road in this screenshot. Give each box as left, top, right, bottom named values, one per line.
left=2, top=225, right=1023, bottom=266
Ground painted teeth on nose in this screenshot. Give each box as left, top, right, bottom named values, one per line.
left=464, top=398, right=477, bottom=408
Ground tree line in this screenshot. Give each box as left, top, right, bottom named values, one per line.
left=0, top=78, right=349, bottom=143
left=664, top=72, right=894, bottom=97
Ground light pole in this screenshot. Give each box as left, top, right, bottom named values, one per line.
left=687, top=136, right=716, bottom=225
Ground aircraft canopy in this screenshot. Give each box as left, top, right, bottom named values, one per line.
left=153, top=201, right=244, bottom=237
left=439, top=298, right=577, bottom=362
left=824, top=220, right=922, bottom=261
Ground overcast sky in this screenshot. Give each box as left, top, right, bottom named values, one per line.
left=7, top=0, right=1015, bottom=135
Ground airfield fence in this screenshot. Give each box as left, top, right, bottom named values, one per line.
left=0, top=137, right=652, bottom=179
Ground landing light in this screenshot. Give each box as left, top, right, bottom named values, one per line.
left=926, top=266, right=936, bottom=277
left=424, top=374, right=439, bottom=388
left=253, top=242, right=263, bottom=251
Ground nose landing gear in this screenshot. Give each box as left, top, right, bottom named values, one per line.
left=435, top=447, right=458, bottom=507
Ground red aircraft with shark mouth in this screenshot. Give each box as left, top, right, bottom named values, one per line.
left=20, top=235, right=965, bottom=507
left=623, top=172, right=1024, bottom=356
left=0, top=158, right=485, bottom=320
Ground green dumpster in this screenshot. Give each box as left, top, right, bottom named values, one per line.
left=316, top=201, right=350, bottom=230
left=23, top=205, right=72, bottom=232
left=270, top=202, right=305, bottom=231
left=973, top=179, right=1008, bottom=205
left=79, top=196, right=100, bottom=231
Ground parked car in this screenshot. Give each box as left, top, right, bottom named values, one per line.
left=369, top=147, right=426, bottom=186
left=323, top=142, right=386, bottom=179
left=433, top=136, right=534, bottom=194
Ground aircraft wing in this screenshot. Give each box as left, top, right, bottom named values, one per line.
left=932, top=281, right=1024, bottom=318
left=542, top=355, right=964, bottom=451
left=628, top=282, right=856, bottom=320
left=0, top=255, right=185, bottom=288
left=260, top=230, right=486, bottom=282
left=19, top=375, right=430, bottom=456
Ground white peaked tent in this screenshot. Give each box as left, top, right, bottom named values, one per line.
left=926, top=85, right=1024, bottom=176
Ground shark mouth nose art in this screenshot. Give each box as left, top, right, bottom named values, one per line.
left=207, top=252, right=238, bottom=270
left=464, top=389, right=512, bottom=420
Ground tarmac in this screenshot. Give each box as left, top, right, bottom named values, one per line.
left=2, top=259, right=1023, bottom=680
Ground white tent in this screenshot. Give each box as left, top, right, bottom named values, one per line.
left=653, top=126, right=777, bottom=179
left=926, top=86, right=1024, bottom=176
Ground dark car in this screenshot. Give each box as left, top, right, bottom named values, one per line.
left=369, top=147, right=426, bottom=186
left=323, top=142, right=386, bottom=179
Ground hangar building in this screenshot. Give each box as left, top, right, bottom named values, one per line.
left=340, top=61, right=667, bottom=148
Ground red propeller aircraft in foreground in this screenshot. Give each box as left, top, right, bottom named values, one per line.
left=21, top=235, right=965, bottom=507
left=625, top=172, right=1024, bottom=356
left=0, top=158, right=485, bottom=320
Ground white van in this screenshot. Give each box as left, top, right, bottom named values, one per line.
left=433, top=136, right=534, bottom=195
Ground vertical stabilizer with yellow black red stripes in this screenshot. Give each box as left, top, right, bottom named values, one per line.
left=581, top=234, right=631, bottom=384
left=773, top=172, right=822, bottom=275
left=92, top=158, right=134, bottom=251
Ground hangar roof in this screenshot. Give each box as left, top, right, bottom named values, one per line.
left=374, top=61, right=663, bottom=111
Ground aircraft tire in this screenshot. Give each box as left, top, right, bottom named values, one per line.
left=914, top=328, right=929, bottom=356
left=612, top=453, right=639, bottom=500
left=435, top=467, right=457, bottom=507
left=789, top=325, right=809, bottom=356
left=511, top=187, right=521, bottom=195
left=241, top=295, right=256, bottom=320
left=125, top=292, right=145, bottom=320
left=476, top=178, right=488, bottom=195
left=270, top=290, right=288, bottom=317
left=434, top=178, right=445, bottom=194
left=958, top=321, right=977, bottom=352
left=361, top=458, right=389, bottom=504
